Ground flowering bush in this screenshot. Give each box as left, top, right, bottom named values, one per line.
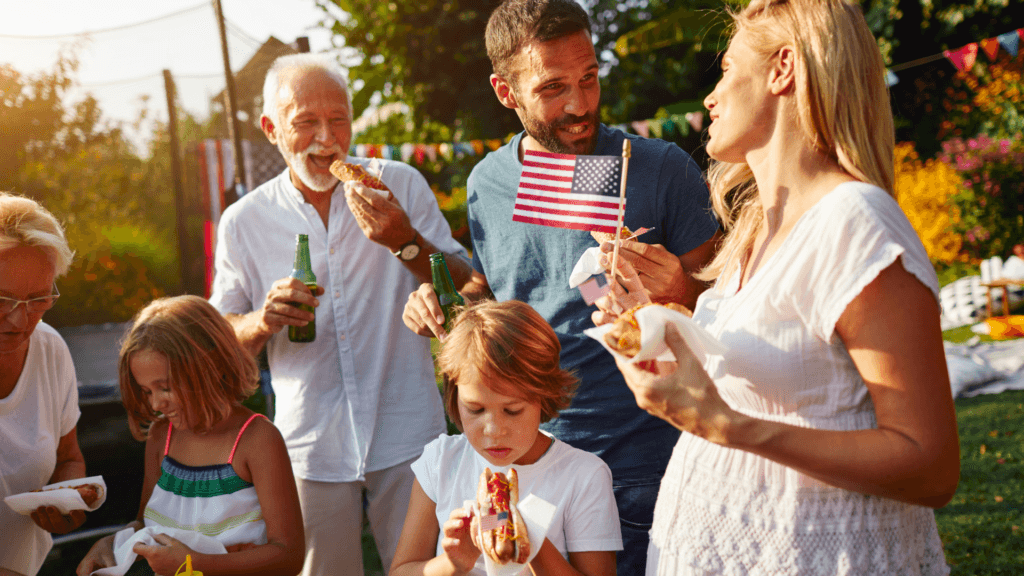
left=940, top=52, right=1024, bottom=140
left=894, top=142, right=965, bottom=265
left=939, top=134, right=1024, bottom=261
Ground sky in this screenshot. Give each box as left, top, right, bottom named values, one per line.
left=1, top=0, right=344, bottom=148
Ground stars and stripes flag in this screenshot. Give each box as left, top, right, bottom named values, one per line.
left=513, top=150, right=626, bottom=234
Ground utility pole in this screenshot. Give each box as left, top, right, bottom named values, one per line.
left=162, top=69, right=190, bottom=295
left=212, top=0, right=247, bottom=201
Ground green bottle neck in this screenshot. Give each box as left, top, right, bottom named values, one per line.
left=292, top=239, right=316, bottom=284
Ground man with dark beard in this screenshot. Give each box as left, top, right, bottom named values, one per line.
left=400, top=1, right=720, bottom=574
left=209, top=53, right=473, bottom=576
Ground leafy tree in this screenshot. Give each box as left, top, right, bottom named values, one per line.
left=314, top=0, right=520, bottom=139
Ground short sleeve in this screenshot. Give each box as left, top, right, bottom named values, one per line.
left=563, top=456, right=623, bottom=552
left=56, top=334, right=80, bottom=437
left=411, top=436, right=442, bottom=503
left=209, top=210, right=255, bottom=316
left=659, top=144, right=719, bottom=256
left=797, top=185, right=940, bottom=341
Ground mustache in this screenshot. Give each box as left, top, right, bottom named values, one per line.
left=553, top=111, right=597, bottom=129
left=302, top=142, right=344, bottom=156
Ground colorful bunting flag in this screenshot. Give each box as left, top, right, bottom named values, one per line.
left=997, top=30, right=1020, bottom=58
left=979, top=38, right=1001, bottom=62
left=884, top=69, right=899, bottom=87
left=512, top=150, right=625, bottom=234
left=943, top=43, right=978, bottom=72
left=630, top=121, right=650, bottom=138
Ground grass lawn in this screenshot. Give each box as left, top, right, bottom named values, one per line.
left=937, top=389, right=1024, bottom=574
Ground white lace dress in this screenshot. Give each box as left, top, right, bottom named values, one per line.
left=649, top=183, right=950, bottom=575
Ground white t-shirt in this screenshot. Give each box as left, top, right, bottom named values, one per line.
left=650, top=183, right=949, bottom=575
left=411, top=432, right=622, bottom=575
left=0, top=322, right=80, bottom=575
left=210, top=160, right=466, bottom=482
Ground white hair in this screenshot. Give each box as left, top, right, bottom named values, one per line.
left=0, top=191, right=74, bottom=276
left=261, top=53, right=352, bottom=127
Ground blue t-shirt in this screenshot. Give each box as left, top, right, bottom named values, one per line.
left=467, top=124, right=719, bottom=482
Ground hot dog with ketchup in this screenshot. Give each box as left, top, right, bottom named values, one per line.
left=476, top=467, right=530, bottom=564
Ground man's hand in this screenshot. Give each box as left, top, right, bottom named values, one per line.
left=256, top=277, right=324, bottom=337
left=599, top=240, right=684, bottom=304
left=403, top=283, right=448, bottom=340
left=344, top=180, right=415, bottom=251
left=31, top=505, right=85, bottom=535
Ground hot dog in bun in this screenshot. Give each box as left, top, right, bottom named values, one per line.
left=590, top=226, right=633, bottom=244
left=476, top=467, right=530, bottom=564
left=329, top=160, right=391, bottom=193
left=604, top=302, right=690, bottom=358
left=33, top=483, right=103, bottom=507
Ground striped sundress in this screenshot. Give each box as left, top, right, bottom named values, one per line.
left=143, top=413, right=269, bottom=547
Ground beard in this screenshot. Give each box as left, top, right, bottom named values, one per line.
left=280, top=141, right=344, bottom=192
left=518, top=104, right=599, bottom=155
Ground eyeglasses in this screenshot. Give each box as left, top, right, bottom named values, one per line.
left=0, top=285, right=60, bottom=316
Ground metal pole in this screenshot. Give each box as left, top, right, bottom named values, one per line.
left=162, top=69, right=189, bottom=295
left=212, top=0, right=246, bottom=199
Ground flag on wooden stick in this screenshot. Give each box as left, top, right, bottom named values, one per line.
left=513, top=150, right=626, bottom=234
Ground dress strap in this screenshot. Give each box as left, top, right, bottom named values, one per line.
left=164, top=421, right=173, bottom=456
left=228, top=413, right=269, bottom=464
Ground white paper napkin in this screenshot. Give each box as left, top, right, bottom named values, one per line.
left=569, top=247, right=604, bottom=289
left=467, top=493, right=557, bottom=576
left=584, top=304, right=728, bottom=364
left=4, top=475, right=107, bottom=516
left=91, top=526, right=228, bottom=576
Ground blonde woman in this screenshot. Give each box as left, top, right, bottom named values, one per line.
left=1, top=192, right=85, bottom=576
left=605, top=0, right=959, bottom=573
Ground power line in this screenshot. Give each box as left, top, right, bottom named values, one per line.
left=0, top=2, right=209, bottom=40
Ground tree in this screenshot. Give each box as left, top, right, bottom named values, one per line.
left=314, top=0, right=520, bottom=140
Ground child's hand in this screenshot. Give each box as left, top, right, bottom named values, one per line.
left=133, top=533, right=192, bottom=576
left=441, top=505, right=480, bottom=575
left=76, top=533, right=117, bottom=575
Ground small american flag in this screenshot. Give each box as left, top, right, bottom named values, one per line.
left=478, top=511, right=509, bottom=532
left=513, top=150, right=625, bottom=234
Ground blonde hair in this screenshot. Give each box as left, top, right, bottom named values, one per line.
left=119, top=296, right=259, bottom=440
left=699, top=0, right=894, bottom=283
left=0, top=191, right=74, bottom=276
left=436, top=300, right=577, bottom=430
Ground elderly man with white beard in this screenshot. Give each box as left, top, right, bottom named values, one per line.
left=208, top=53, right=475, bottom=576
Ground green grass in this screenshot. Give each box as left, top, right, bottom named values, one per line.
left=936, top=390, right=1024, bottom=574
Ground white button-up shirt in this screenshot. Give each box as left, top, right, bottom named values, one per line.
left=210, top=159, right=466, bottom=482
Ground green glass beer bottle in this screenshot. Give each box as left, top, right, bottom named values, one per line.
left=430, top=252, right=464, bottom=334
left=288, top=234, right=317, bottom=343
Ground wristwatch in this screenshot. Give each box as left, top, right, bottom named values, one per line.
left=392, top=232, right=421, bottom=261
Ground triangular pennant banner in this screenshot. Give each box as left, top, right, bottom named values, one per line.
left=997, top=30, right=1019, bottom=58
left=486, top=139, right=503, bottom=151
left=685, top=112, right=703, bottom=133
left=943, top=43, right=978, bottom=72
left=630, top=121, right=649, bottom=138
left=979, top=38, right=1001, bottom=62
left=426, top=144, right=438, bottom=163
left=413, top=144, right=426, bottom=165
left=439, top=143, right=453, bottom=161
left=355, top=144, right=366, bottom=157
left=471, top=140, right=485, bottom=155
left=670, top=114, right=690, bottom=136
left=884, top=69, right=899, bottom=87
left=648, top=121, right=663, bottom=139
left=400, top=143, right=414, bottom=162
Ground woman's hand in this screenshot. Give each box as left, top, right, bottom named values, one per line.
left=591, top=257, right=651, bottom=326
left=133, top=533, right=193, bottom=576
left=616, top=323, right=739, bottom=444
left=77, top=533, right=117, bottom=575
left=441, top=505, right=480, bottom=576
left=31, top=505, right=86, bottom=534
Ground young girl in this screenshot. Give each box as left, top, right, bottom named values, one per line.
left=390, top=300, right=621, bottom=576
left=77, top=296, right=304, bottom=576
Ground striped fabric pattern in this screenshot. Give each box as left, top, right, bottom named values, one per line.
left=512, top=149, right=625, bottom=234
left=144, top=456, right=267, bottom=547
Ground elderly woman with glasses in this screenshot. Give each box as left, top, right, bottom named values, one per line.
left=1, top=192, right=87, bottom=576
